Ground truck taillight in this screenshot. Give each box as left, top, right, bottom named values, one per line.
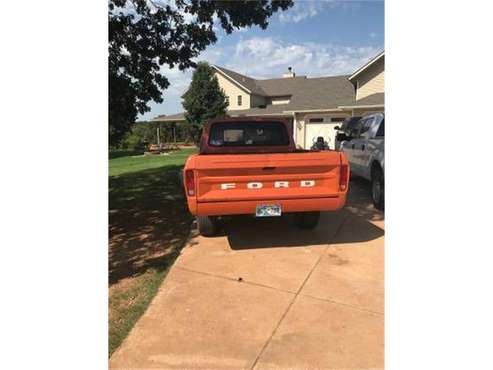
left=339, top=164, right=349, bottom=191
left=185, top=170, right=195, bottom=196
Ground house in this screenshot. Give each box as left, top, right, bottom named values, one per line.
left=153, top=51, right=384, bottom=149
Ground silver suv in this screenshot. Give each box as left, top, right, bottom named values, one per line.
left=341, top=113, right=384, bottom=210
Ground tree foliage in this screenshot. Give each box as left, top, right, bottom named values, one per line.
left=109, top=0, right=293, bottom=147
left=122, top=122, right=155, bottom=150
left=182, top=62, right=228, bottom=126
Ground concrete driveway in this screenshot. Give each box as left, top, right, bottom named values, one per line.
left=110, top=178, right=384, bottom=369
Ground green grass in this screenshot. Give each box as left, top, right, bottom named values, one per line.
left=109, top=148, right=196, bottom=177
left=108, top=149, right=144, bottom=160
left=109, top=269, right=168, bottom=356
left=108, top=147, right=197, bottom=357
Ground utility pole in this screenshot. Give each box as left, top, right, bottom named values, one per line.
left=157, top=125, right=160, bottom=145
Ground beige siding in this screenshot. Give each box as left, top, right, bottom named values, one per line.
left=214, top=72, right=250, bottom=110
left=295, top=113, right=305, bottom=148
left=355, top=57, right=385, bottom=100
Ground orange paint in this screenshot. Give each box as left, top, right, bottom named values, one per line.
left=183, top=117, right=349, bottom=217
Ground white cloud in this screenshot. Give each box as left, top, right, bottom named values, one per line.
left=278, top=0, right=346, bottom=23
left=278, top=1, right=323, bottom=23
left=277, top=0, right=363, bottom=24
left=227, top=37, right=381, bottom=79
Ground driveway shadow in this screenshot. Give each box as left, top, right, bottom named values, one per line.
left=109, top=165, right=194, bottom=285
left=345, top=176, right=384, bottom=224
left=224, top=177, right=384, bottom=250
left=225, top=211, right=383, bottom=250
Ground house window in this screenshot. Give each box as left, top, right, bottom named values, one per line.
left=237, top=95, right=242, bottom=106
left=271, top=96, right=291, bottom=105
left=309, top=118, right=324, bottom=123
left=330, top=117, right=346, bottom=122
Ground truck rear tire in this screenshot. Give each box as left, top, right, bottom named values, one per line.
left=197, top=216, right=217, bottom=236
left=294, top=212, right=320, bottom=229
left=371, top=166, right=385, bottom=210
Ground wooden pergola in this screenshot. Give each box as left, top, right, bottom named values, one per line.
left=151, top=112, right=187, bottom=145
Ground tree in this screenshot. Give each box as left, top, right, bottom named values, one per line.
left=122, top=121, right=156, bottom=150
left=182, top=62, right=228, bottom=124
left=108, top=0, right=293, bottom=147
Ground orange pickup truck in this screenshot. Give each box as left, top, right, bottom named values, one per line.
left=183, top=117, right=349, bottom=236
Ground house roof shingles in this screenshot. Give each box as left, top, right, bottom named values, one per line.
left=152, top=112, right=185, bottom=122
left=227, top=74, right=356, bottom=116
left=154, top=59, right=384, bottom=121
left=213, top=65, right=266, bottom=96
left=213, top=65, right=356, bottom=110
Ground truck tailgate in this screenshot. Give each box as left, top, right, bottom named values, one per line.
left=193, top=152, right=343, bottom=203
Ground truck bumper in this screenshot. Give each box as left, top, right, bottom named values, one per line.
left=191, top=195, right=347, bottom=216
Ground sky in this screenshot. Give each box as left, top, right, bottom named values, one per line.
left=140, top=0, right=384, bottom=121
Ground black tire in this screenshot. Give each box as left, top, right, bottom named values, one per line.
left=371, top=165, right=385, bottom=210
left=294, top=212, right=320, bottom=229
left=197, top=216, right=217, bottom=236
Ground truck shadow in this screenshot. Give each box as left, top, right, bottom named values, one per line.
left=225, top=177, right=384, bottom=250
left=225, top=210, right=383, bottom=250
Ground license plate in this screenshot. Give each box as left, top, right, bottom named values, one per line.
left=255, top=204, right=282, bottom=217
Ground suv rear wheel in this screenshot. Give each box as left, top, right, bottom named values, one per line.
left=294, top=212, right=320, bottom=229
left=371, top=166, right=385, bottom=210
left=197, top=216, right=217, bottom=236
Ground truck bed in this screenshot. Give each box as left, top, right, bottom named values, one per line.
left=184, top=151, right=348, bottom=216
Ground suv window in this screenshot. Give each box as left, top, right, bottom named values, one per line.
left=358, top=117, right=374, bottom=139
left=376, top=118, right=385, bottom=137
left=343, top=117, right=362, bottom=138
left=209, top=121, right=290, bottom=147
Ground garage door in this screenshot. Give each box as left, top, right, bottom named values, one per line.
left=305, top=117, right=346, bottom=150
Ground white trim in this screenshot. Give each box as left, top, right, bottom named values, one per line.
left=348, top=51, right=385, bottom=81
left=228, top=112, right=292, bottom=117
left=338, top=104, right=384, bottom=109
left=292, top=112, right=297, bottom=145
left=212, top=65, right=253, bottom=95
left=283, top=108, right=345, bottom=114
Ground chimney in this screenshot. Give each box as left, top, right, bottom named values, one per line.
left=282, top=66, right=296, bottom=78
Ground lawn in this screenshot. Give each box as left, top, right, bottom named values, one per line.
left=109, top=148, right=197, bottom=356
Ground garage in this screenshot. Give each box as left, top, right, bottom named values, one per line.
left=304, top=115, right=348, bottom=150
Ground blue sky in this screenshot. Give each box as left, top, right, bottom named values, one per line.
left=140, top=0, right=384, bottom=121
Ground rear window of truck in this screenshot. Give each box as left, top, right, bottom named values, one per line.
left=208, top=121, right=290, bottom=147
